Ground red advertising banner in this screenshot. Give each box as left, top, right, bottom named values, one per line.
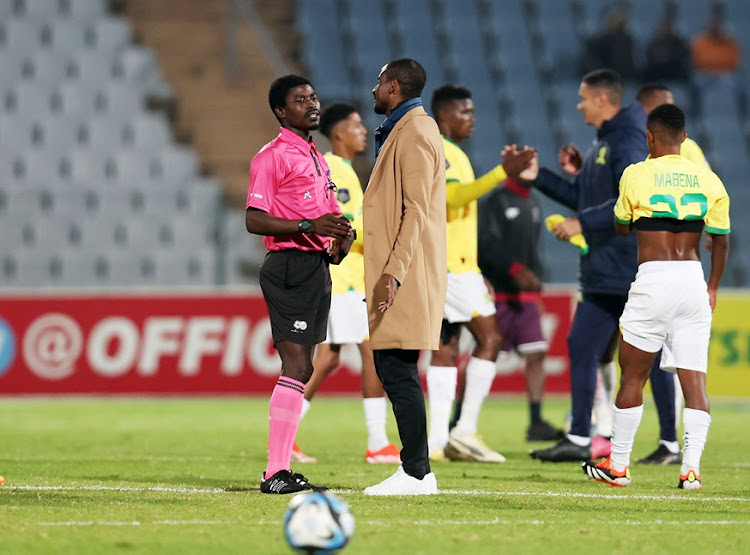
left=0, top=291, right=574, bottom=395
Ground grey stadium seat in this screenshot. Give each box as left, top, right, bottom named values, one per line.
left=154, top=147, right=198, bottom=187
left=89, top=17, right=132, bottom=54
left=5, top=83, right=55, bottom=116
left=80, top=118, right=126, bottom=153
left=64, top=0, right=107, bottom=20
left=66, top=148, right=117, bottom=186
left=53, top=82, right=105, bottom=117
left=57, top=250, right=109, bottom=287
left=122, top=113, right=172, bottom=152
left=98, top=80, right=143, bottom=119
left=65, top=51, right=115, bottom=83
left=103, top=251, right=155, bottom=287
left=114, top=150, right=160, bottom=188
left=152, top=249, right=216, bottom=286
left=0, top=115, right=35, bottom=153
left=22, top=0, right=63, bottom=19
left=29, top=116, right=84, bottom=153
left=15, top=151, right=67, bottom=186
left=49, top=20, right=92, bottom=53
left=26, top=217, right=80, bottom=250
left=0, top=19, right=45, bottom=52
left=2, top=251, right=60, bottom=288
left=0, top=52, right=24, bottom=83
left=167, top=217, right=216, bottom=249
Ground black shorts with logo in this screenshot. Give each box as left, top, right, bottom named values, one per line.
left=259, top=249, right=331, bottom=346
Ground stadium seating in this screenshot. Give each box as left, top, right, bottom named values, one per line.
left=0, top=0, right=222, bottom=289
left=293, top=0, right=750, bottom=286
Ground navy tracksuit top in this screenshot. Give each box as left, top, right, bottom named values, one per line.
left=533, top=104, right=648, bottom=296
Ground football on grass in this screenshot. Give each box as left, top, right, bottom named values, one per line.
left=283, top=491, right=355, bottom=553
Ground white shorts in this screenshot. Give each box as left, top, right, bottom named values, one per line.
left=620, top=261, right=711, bottom=373
left=324, top=290, right=369, bottom=345
left=443, top=272, right=496, bottom=324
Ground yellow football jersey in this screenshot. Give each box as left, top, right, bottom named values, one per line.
left=324, top=153, right=365, bottom=295
left=615, top=154, right=730, bottom=235
left=443, top=137, right=480, bottom=274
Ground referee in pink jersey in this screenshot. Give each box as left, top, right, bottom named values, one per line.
left=246, top=75, right=354, bottom=494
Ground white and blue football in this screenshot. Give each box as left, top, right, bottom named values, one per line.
left=283, top=491, right=355, bottom=554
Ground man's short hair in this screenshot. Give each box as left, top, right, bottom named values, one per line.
left=268, top=75, right=313, bottom=119
left=431, top=84, right=472, bottom=120
left=647, top=103, right=685, bottom=145
left=319, top=102, right=358, bottom=138
left=582, top=68, right=624, bottom=106
left=382, top=58, right=426, bottom=100
left=636, top=82, right=671, bottom=104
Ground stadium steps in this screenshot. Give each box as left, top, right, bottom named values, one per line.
left=123, top=0, right=293, bottom=206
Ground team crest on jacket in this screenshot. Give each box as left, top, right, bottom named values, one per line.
left=337, top=188, right=350, bottom=203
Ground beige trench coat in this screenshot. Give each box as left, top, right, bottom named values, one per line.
left=362, top=106, right=447, bottom=351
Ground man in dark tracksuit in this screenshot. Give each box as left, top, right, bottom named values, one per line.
left=524, top=69, right=648, bottom=461
left=478, top=180, right=564, bottom=442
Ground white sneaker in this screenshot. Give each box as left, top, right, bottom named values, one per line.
left=363, top=466, right=439, bottom=496
left=444, top=430, right=506, bottom=463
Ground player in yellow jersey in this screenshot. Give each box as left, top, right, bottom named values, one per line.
left=426, top=84, right=534, bottom=463
left=296, top=103, right=400, bottom=464
left=584, top=104, right=730, bottom=489
left=637, top=83, right=709, bottom=169
left=590, top=83, right=715, bottom=467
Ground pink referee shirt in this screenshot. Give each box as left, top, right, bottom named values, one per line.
left=247, top=128, right=341, bottom=251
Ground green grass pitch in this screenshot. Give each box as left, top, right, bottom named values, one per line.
left=1, top=396, right=748, bottom=554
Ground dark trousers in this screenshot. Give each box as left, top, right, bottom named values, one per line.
left=568, top=294, right=628, bottom=438
left=373, top=349, right=430, bottom=479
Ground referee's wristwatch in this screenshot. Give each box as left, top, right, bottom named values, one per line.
left=298, top=218, right=313, bottom=234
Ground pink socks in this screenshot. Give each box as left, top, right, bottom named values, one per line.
left=265, top=377, right=305, bottom=477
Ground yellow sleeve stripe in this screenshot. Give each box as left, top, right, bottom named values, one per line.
left=705, top=225, right=731, bottom=235
left=615, top=216, right=632, bottom=225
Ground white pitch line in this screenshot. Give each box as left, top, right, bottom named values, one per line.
left=5, top=484, right=749, bottom=503
left=37, top=520, right=230, bottom=527
left=10, top=485, right=227, bottom=494
left=29, top=519, right=750, bottom=528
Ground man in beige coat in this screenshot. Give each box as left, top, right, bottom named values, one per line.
left=362, top=59, right=447, bottom=496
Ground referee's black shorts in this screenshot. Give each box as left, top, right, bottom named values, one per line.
left=259, top=249, right=331, bottom=347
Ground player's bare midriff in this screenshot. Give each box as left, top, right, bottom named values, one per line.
left=636, top=229, right=702, bottom=265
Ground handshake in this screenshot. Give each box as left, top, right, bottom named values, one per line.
left=501, top=145, right=539, bottom=183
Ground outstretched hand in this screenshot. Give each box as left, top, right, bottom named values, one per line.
left=502, top=145, right=538, bottom=182
left=378, top=273, right=400, bottom=312
left=559, top=144, right=582, bottom=176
